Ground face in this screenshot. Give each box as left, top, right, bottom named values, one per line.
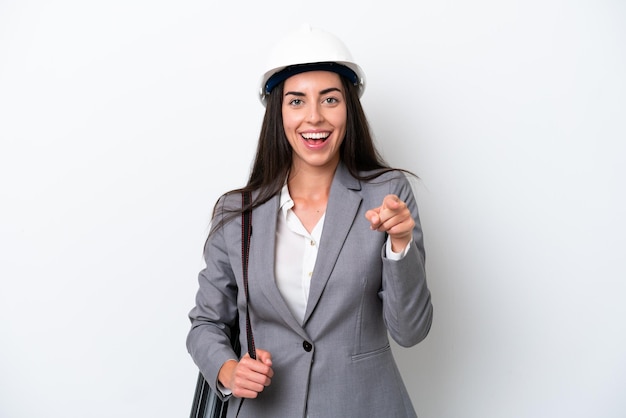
left=282, top=71, right=347, bottom=172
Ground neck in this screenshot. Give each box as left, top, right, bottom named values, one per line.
left=287, top=162, right=336, bottom=200
left=287, top=161, right=337, bottom=208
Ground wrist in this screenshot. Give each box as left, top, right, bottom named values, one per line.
left=217, top=359, right=238, bottom=389
left=390, top=235, right=411, bottom=253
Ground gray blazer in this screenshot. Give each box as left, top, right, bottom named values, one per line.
left=187, top=163, right=433, bottom=418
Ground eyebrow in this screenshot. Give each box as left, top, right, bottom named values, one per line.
left=284, top=87, right=342, bottom=97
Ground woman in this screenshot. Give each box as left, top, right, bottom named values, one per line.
left=187, top=25, right=433, bottom=418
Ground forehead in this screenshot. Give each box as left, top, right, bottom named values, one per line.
left=283, top=70, right=343, bottom=91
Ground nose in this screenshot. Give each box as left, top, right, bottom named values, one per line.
left=308, top=103, right=324, bottom=123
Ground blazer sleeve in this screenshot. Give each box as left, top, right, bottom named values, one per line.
left=186, top=195, right=240, bottom=396
left=379, top=174, right=433, bottom=347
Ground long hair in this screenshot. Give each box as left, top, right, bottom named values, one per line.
left=209, top=74, right=412, bottom=233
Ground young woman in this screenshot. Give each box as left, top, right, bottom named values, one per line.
left=187, top=25, right=433, bottom=418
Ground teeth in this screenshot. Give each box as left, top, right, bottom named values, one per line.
left=302, top=132, right=329, bottom=140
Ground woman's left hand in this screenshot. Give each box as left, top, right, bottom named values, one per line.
left=365, top=194, right=414, bottom=253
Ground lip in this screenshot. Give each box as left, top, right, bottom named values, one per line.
left=300, top=131, right=331, bottom=150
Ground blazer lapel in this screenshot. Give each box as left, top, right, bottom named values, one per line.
left=249, top=193, right=310, bottom=338
left=303, top=164, right=362, bottom=325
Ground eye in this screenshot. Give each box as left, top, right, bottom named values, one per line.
left=288, top=98, right=304, bottom=106
left=323, top=96, right=340, bottom=105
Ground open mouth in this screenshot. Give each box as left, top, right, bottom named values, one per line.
left=301, top=132, right=330, bottom=144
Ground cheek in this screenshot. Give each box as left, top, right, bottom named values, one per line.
left=330, top=115, right=347, bottom=136
left=282, top=120, right=296, bottom=139
left=328, top=107, right=347, bottom=128
left=281, top=118, right=300, bottom=147
left=281, top=111, right=299, bottom=134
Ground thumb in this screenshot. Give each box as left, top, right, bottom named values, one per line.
left=255, top=348, right=273, bottom=366
left=365, top=208, right=378, bottom=223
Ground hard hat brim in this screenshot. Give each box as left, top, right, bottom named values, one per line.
left=259, top=60, right=365, bottom=105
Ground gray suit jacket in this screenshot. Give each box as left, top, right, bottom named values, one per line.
left=187, top=163, right=433, bottom=418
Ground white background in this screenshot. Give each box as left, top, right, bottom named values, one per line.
left=1, top=1, right=624, bottom=417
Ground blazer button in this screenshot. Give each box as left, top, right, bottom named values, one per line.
left=302, top=341, right=313, bottom=352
